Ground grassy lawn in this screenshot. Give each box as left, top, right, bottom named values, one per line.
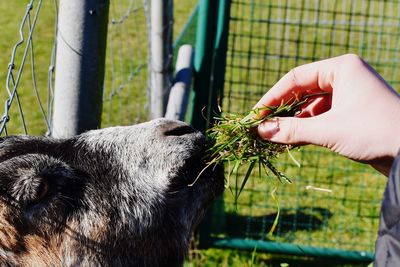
left=0, top=0, right=397, bottom=266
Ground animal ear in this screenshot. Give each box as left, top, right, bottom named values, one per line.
left=0, top=153, right=85, bottom=227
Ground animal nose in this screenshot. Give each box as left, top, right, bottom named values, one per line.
left=162, top=121, right=197, bottom=137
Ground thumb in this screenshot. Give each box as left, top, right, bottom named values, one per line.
left=258, top=116, right=330, bottom=146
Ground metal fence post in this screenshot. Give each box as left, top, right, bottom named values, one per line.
left=150, top=0, right=173, bottom=119
left=51, top=0, right=109, bottom=138
left=165, top=45, right=193, bottom=121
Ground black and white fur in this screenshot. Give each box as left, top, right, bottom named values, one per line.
left=0, top=119, right=223, bottom=266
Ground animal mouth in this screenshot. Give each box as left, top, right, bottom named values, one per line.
left=169, top=147, right=224, bottom=194
left=188, top=151, right=224, bottom=195
left=164, top=125, right=197, bottom=136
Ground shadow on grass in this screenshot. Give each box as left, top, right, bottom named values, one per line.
left=186, top=248, right=370, bottom=267
left=257, top=253, right=371, bottom=267
left=223, top=206, right=333, bottom=238
left=192, top=207, right=371, bottom=266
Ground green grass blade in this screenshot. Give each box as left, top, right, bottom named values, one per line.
left=232, top=160, right=241, bottom=207
left=249, top=245, right=258, bottom=267
left=237, top=160, right=256, bottom=199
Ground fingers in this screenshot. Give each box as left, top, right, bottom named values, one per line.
left=257, top=114, right=331, bottom=146
left=296, top=93, right=332, bottom=118
left=254, top=57, right=337, bottom=117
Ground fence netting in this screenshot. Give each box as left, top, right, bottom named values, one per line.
left=0, top=0, right=156, bottom=135
left=102, top=0, right=150, bottom=127
left=0, top=0, right=57, bottom=136
left=204, top=0, right=400, bottom=256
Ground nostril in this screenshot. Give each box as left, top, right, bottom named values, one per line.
left=164, top=125, right=196, bottom=136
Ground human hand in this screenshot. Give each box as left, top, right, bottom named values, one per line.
left=255, top=54, right=400, bottom=175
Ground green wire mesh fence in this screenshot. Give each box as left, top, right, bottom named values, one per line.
left=176, top=0, right=400, bottom=261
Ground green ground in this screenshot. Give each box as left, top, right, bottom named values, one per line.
left=0, top=0, right=394, bottom=266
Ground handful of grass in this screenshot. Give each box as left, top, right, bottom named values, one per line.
left=196, top=94, right=327, bottom=234
left=202, top=97, right=311, bottom=200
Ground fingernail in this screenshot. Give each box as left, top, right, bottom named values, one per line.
left=259, top=119, right=280, bottom=139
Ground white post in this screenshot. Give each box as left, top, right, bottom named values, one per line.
left=150, top=0, right=173, bottom=119
left=165, top=45, right=193, bottom=121
left=51, top=0, right=109, bottom=138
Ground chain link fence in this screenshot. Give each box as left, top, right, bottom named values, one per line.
left=0, top=0, right=175, bottom=136
left=102, top=0, right=150, bottom=127
left=0, top=0, right=57, bottom=136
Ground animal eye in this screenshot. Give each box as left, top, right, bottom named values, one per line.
left=32, top=179, right=49, bottom=203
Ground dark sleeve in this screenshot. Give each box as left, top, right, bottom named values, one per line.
left=375, top=152, right=400, bottom=267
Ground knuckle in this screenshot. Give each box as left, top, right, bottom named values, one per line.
left=341, top=53, right=364, bottom=66
left=337, top=54, right=366, bottom=75
left=280, top=119, right=299, bottom=144
left=288, top=119, right=299, bottom=143
left=282, top=67, right=299, bottom=89
left=289, top=67, right=299, bottom=85
left=275, top=68, right=299, bottom=97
